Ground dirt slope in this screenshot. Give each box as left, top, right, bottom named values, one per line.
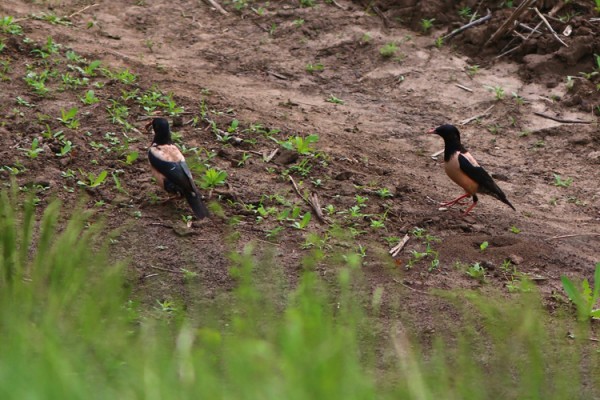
left=0, top=0, right=598, bottom=330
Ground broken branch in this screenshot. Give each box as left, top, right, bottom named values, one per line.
left=545, top=233, right=600, bottom=241
left=460, top=105, right=495, bottom=125
left=389, top=234, right=410, bottom=257
left=203, top=0, right=228, bottom=15
left=455, top=83, right=473, bottom=92
left=533, top=7, right=568, bottom=47
left=68, top=3, right=99, bottom=18
left=533, top=111, right=593, bottom=124
left=289, top=175, right=330, bottom=224
left=485, top=0, right=536, bottom=46
left=441, top=10, right=492, bottom=41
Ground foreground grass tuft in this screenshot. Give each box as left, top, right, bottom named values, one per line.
left=0, top=192, right=599, bottom=398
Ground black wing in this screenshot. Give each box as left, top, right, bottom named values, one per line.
left=148, top=150, right=210, bottom=218
left=148, top=149, right=195, bottom=194
left=458, top=153, right=515, bottom=210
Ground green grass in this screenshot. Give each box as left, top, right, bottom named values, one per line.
left=1, top=192, right=599, bottom=398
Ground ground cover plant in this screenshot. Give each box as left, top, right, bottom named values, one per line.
left=1, top=0, right=599, bottom=397
left=1, top=194, right=599, bottom=399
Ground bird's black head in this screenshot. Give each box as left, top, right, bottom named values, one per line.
left=428, top=124, right=461, bottom=143
left=150, top=118, right=172, bottom=145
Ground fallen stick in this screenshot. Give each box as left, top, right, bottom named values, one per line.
left=497, top=20, right=544, bottom=59
left=548, top=0, right=565, bottom=17
left=264, top=148, right=279, bottom=163
left=68, top=3, right=98, bottom=18
left=149, top=265, right=181, bottom=274
left=330, top=0, right=346, bottom=10
left=545, top=233, right=600, bottom=241
left=392, top=278, right=431, bottom=295
left=267, top=70, right=289, bottom=80
left=533, top=7, right=568, bottom=47
left=289, top=175, right=330, bottom=224
left=460, top=104, right=495, bottom=125
left=533, top=111, right=593, bottom=124
left=203, top=0, right=228, bottom=15
left=455, top=83, right=473, bottom=92
left=308, top=192, right=329, bottom=224
left=518, top=22, right=542, bottom=34
left=495, top=45, right=520, bottom=59
left=431, top=149, right=444, bottom=159
left=365, top=2, right=389, bottom=29
left=485, top=0, right=535, bottom=46
left=441, top=10, right=492, bottom=41
left=512, top=30, right=528, bottom=40
left=389, top=234, right=410, bottom=257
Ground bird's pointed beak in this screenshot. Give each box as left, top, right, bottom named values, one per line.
left=427, top=127, right=436, bottom=134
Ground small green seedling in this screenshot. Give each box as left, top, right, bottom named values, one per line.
left=420, top=18, right=435, bottom=33
left=293, top=19, right=305, bottom=27
left=510, top=226, right=521, bottom=234
left=278, top=134, right=319, bottom=155
left=200, top=168, right=227, bottom=189
left=56, top=140, right=73, bottom=157
left=561, top=263, right=600, bottom=320
left=77, top=170, right=108, bottom=188
left=466, top=64, right=480, bottom=77
left=458, top=6, right=473, bottom=19
left=19, top=138, right=44, bottom=159
left=265, top=226, right=284, bottom=240
left=0, top=16, right=23, bottom=35
left=16, top=96, right=34, bottom=107
left=434, top=37, right=443, bottom=48
left=479, top=241, right=489, bottom=252
left=227, top=119, right=240, bottom=133
left=306, top=63, right=324, bottom=73
left=181, top=268, right=198, bottom=283
left=379, top=42, right=397, bottom=58
left=57, top=107, right=80, bottom=129
left=370, top=219, right=385, bottom=229
left=124, top=151, right=139, bottom=165
left=292, top=212, right=312, bottom=229
left=512, top=92, right=525, bottom=105
left=31, top=36, right=60, bottom=58
left=376, top=188, right=393, bottom=198
left=553, top=174, right=573, bottom=188
left=299, top=0, right=315, bottom=7
left=81, top=90, right=99, bottom=105
left=486, top=85, right=505, bottom=100
left=326, top=95, right=344, bottom=105
left=466, top=263, right=486, bottom=281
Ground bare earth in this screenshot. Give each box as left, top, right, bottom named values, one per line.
left=0, top=0, right=599, bottom=333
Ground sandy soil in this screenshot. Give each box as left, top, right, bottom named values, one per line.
left=0, top=0, right=598, bottom=334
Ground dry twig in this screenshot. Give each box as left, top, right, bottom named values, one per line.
left=485, top=0, right=536, bottom=46
left=149, top=265, right=181, bottom=274
left=460, top=105, right=495, bottom=125
left=203, top=0, right=228, bottom=15
left=289, top=176, right=330, bottom=224
left=533, top=7, right=568, bottom=47
left=68, top=3, right=98, bottom=18
left=455, top=83, right=473, bottom=92
left=545, top=233, right=600, bottom=241
left=431, top=149, right=444, bottom=159
left=389, top=234, right=410, bottom=257
left=441, top=10, right=492, bottom=41
left=533, top=111, right=593, bottom=124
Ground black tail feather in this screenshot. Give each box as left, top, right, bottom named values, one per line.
left=498, top=193, right=516, bottom=211
left=185, top=189, right=209, bottom=219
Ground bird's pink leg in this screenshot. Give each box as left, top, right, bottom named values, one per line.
left=440, top=193, right=470, bottom=208
left=463, top=199, right=478, bottom=215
